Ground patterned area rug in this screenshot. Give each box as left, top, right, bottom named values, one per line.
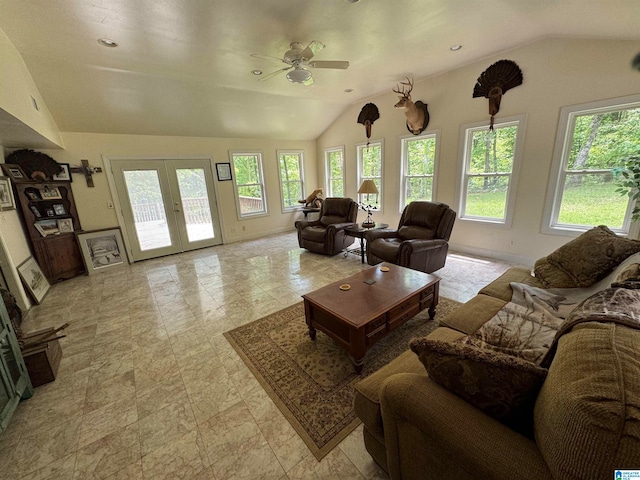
left=224, top=297, right=460, bottom=460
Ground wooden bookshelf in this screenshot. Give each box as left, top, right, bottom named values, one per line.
left=14, top=182, right=85, bottom=282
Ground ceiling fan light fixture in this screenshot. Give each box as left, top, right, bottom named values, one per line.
left=286, top=67, right=312, bottom=84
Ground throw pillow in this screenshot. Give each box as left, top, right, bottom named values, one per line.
left=410, top=337, right=548, bottom=436
left=533, top=256, right=579, bottom=288
left=546, top=225, right=640, bottom=288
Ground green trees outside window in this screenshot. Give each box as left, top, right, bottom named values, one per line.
left=402, top=134, right=436, bottom=207
left=357, top=142, right=382, bottom=209
left=278, top=151, right=304, bottom=211
left=556, top=107, right=640, bottom=229
left=231, top=152, right=266, bottom=216
left=325, top=148, right=344, bottom=197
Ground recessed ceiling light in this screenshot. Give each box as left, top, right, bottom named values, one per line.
left=252, top=70, right=262, bottom=75
left=343, top=0, right=360, bottom=3
left=450, top=44, right=462, bottom=51
left=344, top=88, right=354, bottom=93
left=98, top=38, right=118, bottom=47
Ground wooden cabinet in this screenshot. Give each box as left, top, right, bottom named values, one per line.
left=14, top=182, right=85, bottom=283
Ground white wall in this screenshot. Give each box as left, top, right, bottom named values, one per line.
left=40, top=133, right=317, bottom=244
left=317, top=37, right=640, bottom=266
left=0, top=28, right=62, bottom=148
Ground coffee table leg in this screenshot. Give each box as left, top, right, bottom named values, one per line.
left=351, top=355, right=364, bottom=374
left=428, top=305, right=436, bottom=319
left=308, top=325, right=317, bottom=340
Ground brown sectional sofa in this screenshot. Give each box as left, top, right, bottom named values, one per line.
left=354, top=266, right=640, bottom=479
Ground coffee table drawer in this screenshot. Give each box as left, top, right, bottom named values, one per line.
left=365, top=314, right=386, bottom=334
left=366, top=324, right=387, bottom=346
left=388, top=303, right=420, bottom=331
left=388, top=297, right=419, bottom=321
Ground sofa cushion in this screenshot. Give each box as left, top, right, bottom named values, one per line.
left=439, top=294, right=507, bottom=335
left=478, top=267, right=544, bottom=302
left=535, top=322, right=640, bottom=478
left=544, top=225, right=640, bottom=288
left=410, top=338, right=547, bottom=436
left=533, top=256, right=579, bottom=288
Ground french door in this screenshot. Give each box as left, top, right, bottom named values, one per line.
left=111, top=159, right=222, bottom=261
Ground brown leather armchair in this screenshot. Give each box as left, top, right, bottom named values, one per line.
left=295, top=197, right=358, bottom=255
left=365, top=201, right=456, bottom=273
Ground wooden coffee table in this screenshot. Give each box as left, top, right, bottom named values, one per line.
left=302, top=263, right=440, bottom=373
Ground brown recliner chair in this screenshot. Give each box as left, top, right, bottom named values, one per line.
left=365, top=201, right=456, bottom=273
left=295, top=197, right=358, bottom=255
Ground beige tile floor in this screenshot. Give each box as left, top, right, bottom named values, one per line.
left=0, top=232, right=516, bottom=480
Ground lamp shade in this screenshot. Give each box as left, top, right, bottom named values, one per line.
left=357, top=179, right=379, bottom=195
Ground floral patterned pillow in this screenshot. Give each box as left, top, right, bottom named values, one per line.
left=410, top=337, right=548, bottom=436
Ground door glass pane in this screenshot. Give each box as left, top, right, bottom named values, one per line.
left=176, top=168, right=214, bottom=242
left=123, top=170, right=172, bottom=250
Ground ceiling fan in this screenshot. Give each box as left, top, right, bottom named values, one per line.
left=251, top=40, right=349, bottom=85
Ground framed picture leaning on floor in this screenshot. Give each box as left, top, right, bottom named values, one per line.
left=76, top=227, right=129, bottom=275
left=17, top=256, right=50, bottom=304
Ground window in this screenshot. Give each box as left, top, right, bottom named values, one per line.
left=277, top=150, right=304, bottom=212
left=357, top=141, right=383, bottom=210
left=544, top=96, right=640, bottom=235
left=400, top=132, right=439, bottom=208
left=324, top=146, right=345, bottom=197
left=229, top=151, right=267, bottom=218
left=458, top=116, right=525, bottom=226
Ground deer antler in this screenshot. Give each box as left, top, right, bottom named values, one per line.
left=392, top=77, right=414, bottom=97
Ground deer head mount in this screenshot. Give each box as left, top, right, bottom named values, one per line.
left=393, top=77, right=429, bottom=135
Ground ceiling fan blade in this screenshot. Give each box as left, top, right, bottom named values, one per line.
left=259, top=66, right=292, bottom=81
left=308, top=60, right=349, bottom=70
left=250, top=53, right=286, bottom=64
left=302, top=75, right=314, bottom=86
left=300, top=40, right=325, bottom=61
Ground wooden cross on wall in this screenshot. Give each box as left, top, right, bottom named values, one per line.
left=69, top=159, right=103, bottom=187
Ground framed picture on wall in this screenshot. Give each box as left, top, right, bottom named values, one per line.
left=53, top=163, right=72, bottom=182
left=76, top=227, right=129, bottom=275
left=0, top=176, right=15, bottom=211
left=17, top=256, right=50, bottom=304
left=1, top=164, right=30, bottom=183
left=216, top=162, right=232, bottom=181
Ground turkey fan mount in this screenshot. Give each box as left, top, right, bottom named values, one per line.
left=473, top=60, right=523, bottom=130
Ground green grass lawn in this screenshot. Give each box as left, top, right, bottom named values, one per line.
left=466, top=183, right=628, bottom=227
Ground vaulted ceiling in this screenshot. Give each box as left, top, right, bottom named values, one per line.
left=1, top=0, right=639, bottom=141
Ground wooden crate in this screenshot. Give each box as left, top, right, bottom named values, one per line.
left=21, top=328, right=63, bottom=387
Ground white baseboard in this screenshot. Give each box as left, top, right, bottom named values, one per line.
left=449, top=242, right=536, bottom=268
left=224, top=226, right=295, bottom=244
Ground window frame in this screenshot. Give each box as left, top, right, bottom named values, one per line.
left=399, top=130, right=440, bottom=211
left=356, top=140, right=384, bottom=212
left=276, top=150, right=305, bottom=213
left=229, top=150, right=268, bottom=220
left=324, top=146, right=345, bottom=198
left=542, top=94, right=640, bottom=237
left=456, top=114, right=526, bottom=228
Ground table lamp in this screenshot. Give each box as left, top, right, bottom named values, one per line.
left=357, top=180, right=379, bottom=228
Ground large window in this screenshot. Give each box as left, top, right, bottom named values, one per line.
left=324, top=146, right=345, bottom=197
left=277, top=150, right=304, bottom=212
left=458, top=116, right=525, bottom=226
left=229, top=151, right=267, bottom=218
left=401, top=132, right=439, bottom=209
left=544, top=96, right=640, bottom=235
left=357, top=141, right=383, bottom=210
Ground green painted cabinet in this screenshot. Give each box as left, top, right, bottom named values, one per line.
left=0, top=295, right=32, bottom=435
